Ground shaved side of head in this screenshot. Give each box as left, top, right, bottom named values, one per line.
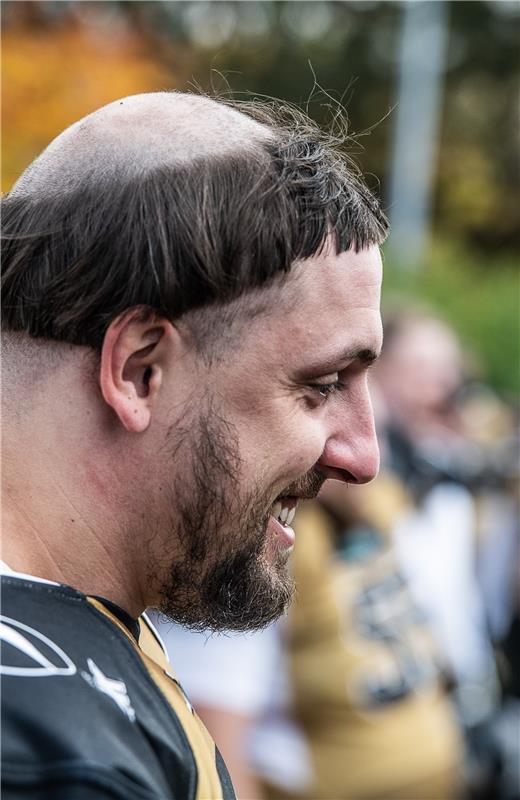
left=12, top=92, right=271, bottom=200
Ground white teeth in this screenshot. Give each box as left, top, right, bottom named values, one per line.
left=271, top=500, right=297, bottom=527
left=280, top=507, right=289, bottom=524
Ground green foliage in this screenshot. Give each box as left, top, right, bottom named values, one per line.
left=382, top=240, right=519, bottom=398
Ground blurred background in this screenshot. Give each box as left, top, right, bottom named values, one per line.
left=3, top=2, right=519, bottom=799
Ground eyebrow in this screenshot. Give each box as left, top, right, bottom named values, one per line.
left=297, top=346, right=380, bottom=378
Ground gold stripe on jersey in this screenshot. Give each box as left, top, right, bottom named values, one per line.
left=87, top=597, right=227, bottom=800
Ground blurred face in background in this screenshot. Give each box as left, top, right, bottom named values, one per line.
left=375, top=318, right=463, bottom=424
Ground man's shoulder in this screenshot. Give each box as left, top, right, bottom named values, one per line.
left=1, top=573, right=98, bottom=670
left=0, top=575, right=202, bottom=799
left=1, top=573, right=128, bottom=670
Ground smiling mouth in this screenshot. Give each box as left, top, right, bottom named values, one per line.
left=270, top=496, right=299, bottom=527
left=269, top=473, right=325, bottom=529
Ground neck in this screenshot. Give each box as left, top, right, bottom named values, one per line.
left=2, top=421, right=147, bottom=621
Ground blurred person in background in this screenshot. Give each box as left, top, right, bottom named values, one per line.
left=374, top=310, right=519, bottom=799
left=374, top=312, right=499, bottom=697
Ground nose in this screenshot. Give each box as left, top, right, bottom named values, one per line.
left=315, top=388, right=380, bottom=485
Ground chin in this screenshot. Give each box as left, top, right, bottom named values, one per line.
left=158, top=541, right=294, bottom=633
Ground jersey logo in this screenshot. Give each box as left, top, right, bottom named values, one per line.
left=0, top=615, right=77, bottom=678
left=348, top=567, right=438, bottom=707
left=81, top=658, right=136, bottom=722
left=1, top=617, right=136, bottom=722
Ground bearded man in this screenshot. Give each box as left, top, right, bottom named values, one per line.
left=1, top=92, right=387, bottom=800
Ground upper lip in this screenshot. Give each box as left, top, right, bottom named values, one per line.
left=273, top=472, right=326, bottom=507
left=277, top=490, right=318, bottom=502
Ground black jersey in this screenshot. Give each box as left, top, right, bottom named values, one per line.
left=0, top=573, right=235, bottom=800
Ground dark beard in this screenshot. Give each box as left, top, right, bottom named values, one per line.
left=156, top=404, right=295, bottom=632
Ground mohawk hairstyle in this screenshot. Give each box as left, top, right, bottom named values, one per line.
left=1, top=98, right=388, bottom=350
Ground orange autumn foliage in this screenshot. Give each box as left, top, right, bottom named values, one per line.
left=2, top=22, right=176, bottom=192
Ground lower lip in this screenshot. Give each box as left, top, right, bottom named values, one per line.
left=268, top=515, right=295, bottom=550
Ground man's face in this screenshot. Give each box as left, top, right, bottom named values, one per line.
left=153, top=244, right=383, bottom=631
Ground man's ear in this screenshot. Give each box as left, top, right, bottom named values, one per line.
left=99, top=307, right=177, bottom=433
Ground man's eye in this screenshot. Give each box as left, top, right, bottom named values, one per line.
left=312, top=380, right=345, bottom=399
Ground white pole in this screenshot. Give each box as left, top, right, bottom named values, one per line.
left=388, top=0, right=449, bottom=268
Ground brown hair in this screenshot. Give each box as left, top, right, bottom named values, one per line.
left=1, top=99, right=388, bottom=350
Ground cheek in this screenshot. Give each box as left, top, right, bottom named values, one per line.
left=239, top=407, right=326, bottom=479
left=284, top=426, right=324, bottom=471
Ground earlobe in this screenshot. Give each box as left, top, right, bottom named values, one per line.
left=99, top=307, right=173, bottom=433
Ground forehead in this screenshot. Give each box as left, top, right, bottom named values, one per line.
left=290, top=244, right=382, bottom=310
left=243, top=245, right=383, bottom=372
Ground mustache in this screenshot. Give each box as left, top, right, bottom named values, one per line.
left=282, top=470, right=325, bottom=501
